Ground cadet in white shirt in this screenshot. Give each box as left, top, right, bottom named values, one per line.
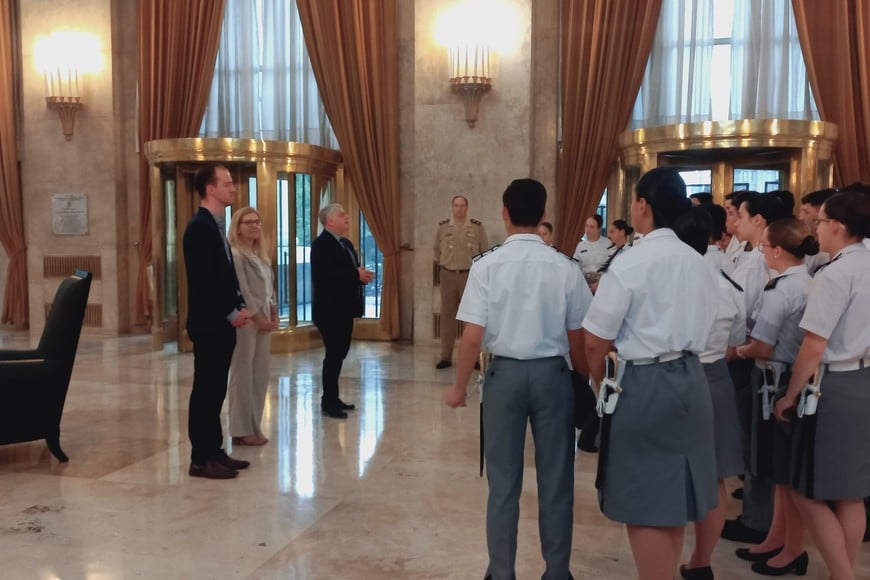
left=584, top=168, right=719, bottom=580
left=572, top=214, right=614, bottom=274
left=725, top=191, right=794, bottom=542
left=799, top=188, right=836, bottom=275
left=673, top=207, right=746, bottom=578
left=775, top=191, right=870, bottom=580
left=444, top=178, right=592, bottom=580
left=734, top=219, right=818, bottom=575
left=724, top=191, right=753, bottom=271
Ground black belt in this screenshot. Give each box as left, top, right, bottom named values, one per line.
left=440, top=266, right=469, bottom=273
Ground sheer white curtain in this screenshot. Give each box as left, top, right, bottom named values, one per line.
left=630, top=0, right=818, bottom=129
left=200, top=0, right=336, bottom=147
left=631, top=0, right=714, bottom=128
left=730, top=0, right=817, bottom=119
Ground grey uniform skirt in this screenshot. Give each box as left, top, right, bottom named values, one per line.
left=791, top=366, right=870, bottom=500
left=749, top=366, right=794, bottom=485
left=703, top=359, right=744, bottom=479
left=598, top=355, right=719, bottom=526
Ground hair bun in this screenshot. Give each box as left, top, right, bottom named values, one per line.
left=800, top=235, right=820, bottom=256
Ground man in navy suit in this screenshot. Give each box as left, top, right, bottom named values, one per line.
left=311, top=203, right=374, bottom=418
left=183, top=164, right=252, bottom=478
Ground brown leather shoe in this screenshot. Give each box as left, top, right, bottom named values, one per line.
left=214, top=449, right=250, bottom=470
left=189, top=460, right=238, bottom=479
left=233, top=435, right=269, bottom=446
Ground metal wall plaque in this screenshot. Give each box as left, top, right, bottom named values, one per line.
left=51, top=193, right=88, bottom=235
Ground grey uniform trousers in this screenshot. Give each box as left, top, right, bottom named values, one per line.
left=483, top=356, right=575, bottom=580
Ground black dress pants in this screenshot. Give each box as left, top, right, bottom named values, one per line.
left=189, top=325, right=236, bottom=465
left=317, top=317, right=353, bottom=407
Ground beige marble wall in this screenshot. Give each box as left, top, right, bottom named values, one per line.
left=407, top=0, right=559, bottom=344
left=18, top=0, right=138, bottom=336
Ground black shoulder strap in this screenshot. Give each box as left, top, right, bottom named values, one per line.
left=720, top=269, right=743, bottom=292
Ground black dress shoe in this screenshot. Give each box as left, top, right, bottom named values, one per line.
left=214, top=449, right=250, bottom=470
left=750, top=552, right=808, bottom=576
left=189, top=460, right=238, bottom=479
left=435, top=359, right=452, bottom=369
left=679, top=564, right=713, bottom=579
left=735, top=546, right=783, bottom=562
left=721, top=517, right=768, bottom=543
left=336, top=398, right=356, bottom=411
left=321, top=405, right=348, bottom=419
left=731, top=487, right=744, bottom=500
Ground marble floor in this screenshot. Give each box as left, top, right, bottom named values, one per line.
left=0, top=329, right=867, bottom=580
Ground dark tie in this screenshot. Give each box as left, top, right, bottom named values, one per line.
left=340, top=238, right=358, bottom=266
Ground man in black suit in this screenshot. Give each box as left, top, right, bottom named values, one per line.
left=183, top=164, right=252, bottom=479
left=311, top=203, right=374, bottom=418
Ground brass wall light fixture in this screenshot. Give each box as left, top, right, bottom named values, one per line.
left=448, top=42, right=492, bottom=128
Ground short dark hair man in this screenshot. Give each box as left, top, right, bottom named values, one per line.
left=183, top=164, right=252, bottom=479
left=444, top=178, right=592, bottom=579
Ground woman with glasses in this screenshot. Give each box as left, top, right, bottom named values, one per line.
left=775, top=191, right=870, bottom=580
left=724, top=191, right=795, bottom=544
left=227, top=207, right=278, bottom=446
left=733, top=218, right=818, bottom=576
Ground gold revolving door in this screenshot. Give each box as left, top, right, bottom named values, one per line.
left=608, top=119, right=838, bottom=220
left=144, top=138, right=344, bottom=353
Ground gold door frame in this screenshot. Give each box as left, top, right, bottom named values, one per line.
left=609, top=119, right=838, bottom=221
left=145, top=138, right=343, bottom=352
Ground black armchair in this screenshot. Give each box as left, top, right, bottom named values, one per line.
left=0, top=270, right=92, bottom=461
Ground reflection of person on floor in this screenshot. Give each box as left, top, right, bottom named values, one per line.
left=444, top=178, right=591, bottom=580
left=183, top=164, right=252, bottom=480
left=227, top=206, right=278, bottom=446
left=311, top=203, right=374, bottom=419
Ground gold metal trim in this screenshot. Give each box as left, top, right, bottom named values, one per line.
left=144, top=138, right=343, bottom=176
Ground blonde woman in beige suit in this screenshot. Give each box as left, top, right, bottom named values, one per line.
left=227, top=206, right=278, bottom=446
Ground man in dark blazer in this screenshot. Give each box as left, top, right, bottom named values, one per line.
left=311, top=203, right=374, bottom=418
left=183, top=164, right=252, bottom=479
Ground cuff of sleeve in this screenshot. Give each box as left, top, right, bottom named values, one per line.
left=581, top=319, right=617, bottom=341
left=456, top=313, right=485, bottom=327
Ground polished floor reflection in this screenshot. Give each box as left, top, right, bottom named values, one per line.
left=0, top=330, right=867, bottom=579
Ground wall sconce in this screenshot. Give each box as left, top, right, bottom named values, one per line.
left=35, top=31, right=103, bottom=141
left=45, top=68, right=82, bottom=141
left=449, top=43, right=491, bottom=128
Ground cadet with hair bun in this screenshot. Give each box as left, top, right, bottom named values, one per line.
left=775, top=190, right=870, bottom=580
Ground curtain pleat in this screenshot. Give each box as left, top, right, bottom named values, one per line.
left=296, top=0, right=401, bottom=338
left=0, top=0, right=27, bottom=328
left=556, top=0, right=662, bottom=253
left=792, top=0, right=870, bottom=186
left=136, top=0, right=226, bottom=325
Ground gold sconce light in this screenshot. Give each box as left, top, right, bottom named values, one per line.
left=449, top=43, right=492, bottom=128
left=35, top=31, right=103, bottom=141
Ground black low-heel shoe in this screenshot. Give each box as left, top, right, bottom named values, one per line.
left=679, top=564, right=713, bottom=579
left=735, top=546, right=783, bottom=562
left=750, top=552, right=808, bottom=576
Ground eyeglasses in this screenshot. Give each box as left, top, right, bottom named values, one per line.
left=240, top=219, right=262, bottom=226
left=813, top=218, right=834, bottom=227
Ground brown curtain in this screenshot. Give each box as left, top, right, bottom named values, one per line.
left=296, top=0, right=401, bottom=338
left=792, top=0, right=870, bottom=186
left=0, top=0, right=27, bottom=328
left=555, top=0, right=662, bottom=252
left=136, top=0, right=225, bottom=325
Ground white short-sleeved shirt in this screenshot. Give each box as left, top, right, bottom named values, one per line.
left=804, top=251, right=830, bottom=277
left=800, top=243, right=870, bottom=362
left=725, top=236, right=748, bottom=269
left=700, top=265, right=746, bottom=363
left=582, top=228, right=719, bottom=360
left=572, top=236, right=614, bottom=274
left=704, top=245, right=732, bottom=274
left=457, top=233, right=593, bottom=359
left=749, top=264, right=811, bottom=364
left=730, top=248, right=771, bottom=331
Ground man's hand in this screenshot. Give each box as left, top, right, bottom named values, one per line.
left=358, top=267, right=375, bottom=284
left=443, top=384, right=468, bottom=408
left=231, top=307, right=251, bottom=328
